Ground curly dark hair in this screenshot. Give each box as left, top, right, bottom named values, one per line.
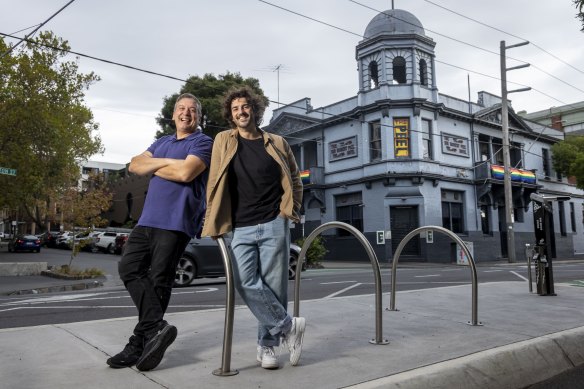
left=222, top=86, right=266, bottom=128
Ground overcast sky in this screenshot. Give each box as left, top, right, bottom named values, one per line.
left=2, top=0, right=583, bottom=164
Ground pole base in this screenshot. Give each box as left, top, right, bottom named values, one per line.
left=467, top=321, right=483, bottom=326
left=369, top=338, right=390, bottom=345
left=212, top=368, right=239, bottom=376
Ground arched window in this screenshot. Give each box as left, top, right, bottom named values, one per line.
left=393, top=56, right=406, bottom=84
left=419, top=59, right=428, bottom=86
left=369, top=61, right=379, bottom=89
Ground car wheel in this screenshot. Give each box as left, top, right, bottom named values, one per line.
left=35, top=248, right=40, bottom=253
left=107, top=243, right=115, bottom=255
left=91, top=245, right=99, bottom=253
left=8, top=246, right=13, bottom=253
left=175, top=255, right=196, bottom=287
left=288, top=250, right=299, bottom=280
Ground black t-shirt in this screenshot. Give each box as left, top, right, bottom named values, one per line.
left=228, top=137, right=283, bottom=227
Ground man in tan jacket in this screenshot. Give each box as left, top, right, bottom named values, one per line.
left=202, top=86, right=304, bottom=369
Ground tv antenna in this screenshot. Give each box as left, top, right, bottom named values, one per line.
left=273, top=64, right=283, bottom=107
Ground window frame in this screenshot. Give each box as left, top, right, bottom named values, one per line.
left=369, top=121, right=382, bottom=162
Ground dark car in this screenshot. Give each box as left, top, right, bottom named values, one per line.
left=37, top=230, right=60, bottom=248
left=8, top=234, right=41, bottom=253
left=114, top=233, right=129, bottom=255
left=174, top=236, right=303, bottom=287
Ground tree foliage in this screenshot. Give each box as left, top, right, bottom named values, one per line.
left=551, top=135, right=584, bottom=189
left=0, top=31, right=103, bottom=230
left=59, top=172, right=113, bottom=229
left=576, top=0, right=584, bottom=31
left=156, top=72, right=269, bottom=139
left=294, top=236, right=328, bottom=267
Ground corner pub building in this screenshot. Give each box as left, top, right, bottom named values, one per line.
left=265, top=9, right=584, bottom=263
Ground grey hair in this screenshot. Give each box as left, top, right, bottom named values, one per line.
left=174, top=93, right=202, bottom=126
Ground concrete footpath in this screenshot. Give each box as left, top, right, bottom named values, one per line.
left=1, top=280, right=583, bottom=389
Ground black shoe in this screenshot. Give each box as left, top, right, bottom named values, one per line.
left=107, top=335, right=144, bottom=368
left=135, top=323, right=177, bottom=371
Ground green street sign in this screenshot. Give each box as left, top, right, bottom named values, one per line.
left=0, top=167, right=17, bottom=176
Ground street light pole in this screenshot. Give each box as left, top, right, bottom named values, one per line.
left=500, top=40, right=531, bottom=263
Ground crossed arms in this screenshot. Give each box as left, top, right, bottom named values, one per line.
left=129, top=151, right=207, bottom=183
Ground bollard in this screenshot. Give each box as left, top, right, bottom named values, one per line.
left=525, top=244, right=533, bottom=293
left=212, top=237, right=238, bottom=376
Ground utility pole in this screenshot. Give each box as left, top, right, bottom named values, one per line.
left=500, top=40, right=531, bottom=263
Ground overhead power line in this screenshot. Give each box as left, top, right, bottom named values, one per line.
left=1, top=0, right=77, bottom=58
left=421, top=0, right=584, bottom=75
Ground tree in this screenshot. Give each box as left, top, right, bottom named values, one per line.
left=0, top=31, right=103, bottom=231
left=58, top=172, right=113, bottom=229
left=575, top=0, right=584, bottom=31
left=155, top=72, right=269, bottom=139
left=551, top=135, right=584, bottom=189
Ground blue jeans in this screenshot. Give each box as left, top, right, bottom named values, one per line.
left=231, top=216, right=292, bottom=347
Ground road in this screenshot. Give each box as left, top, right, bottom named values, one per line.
left=1, top=245, right=584, bottom=329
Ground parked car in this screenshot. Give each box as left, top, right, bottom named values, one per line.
left=94, top=231, right=121, bottom=254
left=8, top=234, right=41, bottom=253
left=56, top=231, right=99, bottom=251
left=37, top=230, right=61, bottom=248
left=56, top=231, right=75, bottom=249
left=82, top=231, right=102, bottom=252
left=174, top=236, right=303, bottom=287
left=114, top=233, right=129, bottom=255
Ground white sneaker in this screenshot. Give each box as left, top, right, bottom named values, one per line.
left=284, top=317, right=306, bottom=366
left=257, top=346, right=279, bottom=369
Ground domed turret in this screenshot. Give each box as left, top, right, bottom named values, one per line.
left=364, top=9, right=425, bottom=38
left=356, top=9, right=437, bottom=102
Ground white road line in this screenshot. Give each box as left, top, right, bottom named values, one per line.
left=510, top=271, right=529, bottom=282
left=320, top=281, right=358, bottom=285
left=0, top=304, right=225, bottom=313
left=414, top=274, right=440, bottom=278
left=324, top=283, right=362, bottom=298
left=393, top=281, right=469, bottom=284
left=0, top=288, right=219, bottom=307
left=482, top=270, right=503, bottom=273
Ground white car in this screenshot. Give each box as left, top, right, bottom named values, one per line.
left=94, top=231, right=121, bottom=254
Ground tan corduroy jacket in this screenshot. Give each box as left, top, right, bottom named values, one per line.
left=201, top=128, right=303, bottom=237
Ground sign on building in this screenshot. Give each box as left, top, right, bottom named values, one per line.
left=441, top=133, right=469, bottom=157
left=393, top=118, right=410, bottom=157
left=329, top=136, right=358, bottom=161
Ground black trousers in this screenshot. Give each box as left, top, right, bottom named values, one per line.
left=118, top=226, right=190, bottom=339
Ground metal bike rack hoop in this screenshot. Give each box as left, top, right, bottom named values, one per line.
left=212, top=236, right=239, bottom=376
left=388, top=226, right=481, bottom=326
left=294, top=221, right=388, bottom=345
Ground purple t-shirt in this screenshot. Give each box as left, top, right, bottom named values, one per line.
left=137, top=130, right=213, bottom=238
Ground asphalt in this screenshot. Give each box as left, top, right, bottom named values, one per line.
left=1, top=263, right=584, bottom=388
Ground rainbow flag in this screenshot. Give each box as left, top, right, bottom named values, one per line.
left=491, top=165, right=536, bottom=184
left=300, top=170, right=310, bottom=184
left=491, top=165, right=505, bottom=180
left=517, top=169, right=536, bottom=184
